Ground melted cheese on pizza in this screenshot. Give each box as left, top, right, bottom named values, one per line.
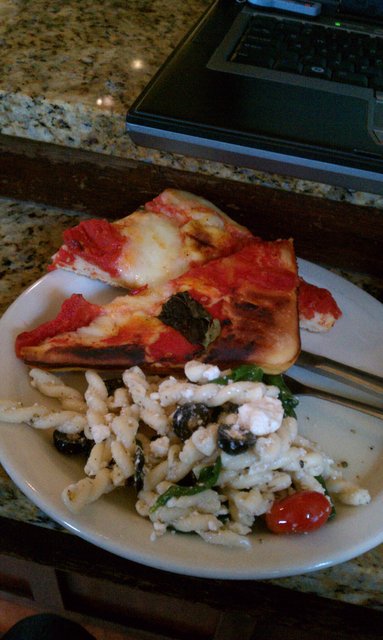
left=50, top=189, right=254, bottom=289
left=115, top=212, right=187, bottom=287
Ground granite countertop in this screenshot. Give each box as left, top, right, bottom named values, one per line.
left=1, top=196, right=383, bottom=611
left=0, top=0, right=383, bottom=209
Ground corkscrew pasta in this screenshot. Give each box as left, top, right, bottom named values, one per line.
left=0, top=361, right=371, bottom=547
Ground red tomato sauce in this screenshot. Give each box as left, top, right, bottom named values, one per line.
left=15, top=294, right=102, bottom=354
left=149, top=327, right=199, bottom=362
left=145, top=195, right=188, bottom=225
left=299, top=278, right=342, bottom=319
left=56, top=219, right=125, bottom=277
left=102, top=317, right=157, bottom=346
left=247, top=268, right=297, bottom=291
left=179, top=241, right=297, bottom=293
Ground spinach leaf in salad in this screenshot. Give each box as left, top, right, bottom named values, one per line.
left=263, top=373, right=299, bottom=419
left=315, top=474, right=336, bottom=519
left=212, top=364, right=299, bottom=418
left=149, top=456, right=222, bottom=513
left=213, top=363, right=264, bottom=386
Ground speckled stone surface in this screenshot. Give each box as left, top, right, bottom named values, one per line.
left=0, top=196, right=383, bottom=610
left=0, top=0, right=383, bottom=209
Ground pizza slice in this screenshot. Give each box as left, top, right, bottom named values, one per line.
left=49, top=187, right=341, bottom=333
left=16, top=239, right=300, bottom=374
left=49, top=189, right=254, bottom=290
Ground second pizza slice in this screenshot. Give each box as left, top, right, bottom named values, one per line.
left=16, top=239, right=300, bottom=374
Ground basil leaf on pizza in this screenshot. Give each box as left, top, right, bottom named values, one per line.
left=158, top=291, right=221, bottom=348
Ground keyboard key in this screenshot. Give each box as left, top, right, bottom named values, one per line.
left=289, top=41, right=311, bottom=53
left=242, top=41, right=270, bottom=52
left=303, top=65, right=332, bottom=79
left=332, top=71, right=369, bottom=87
left=369, top=76, right=383, bottom=91
left=246, top=32, right=273, bottom=42
left=248, top=27, right=272, bottom=36
left=365, top=66, right=383, bottom=79
left=328, top=60, right=355, bottom=73
left=275, top=59, right=303, bottom=73
left=302, top=55, right=327, bottom=68
left=356, top=57, right=371, bottom=74
left=278, top=20, right=302, bottom=34
left=232, top=50, right=276, bottom=68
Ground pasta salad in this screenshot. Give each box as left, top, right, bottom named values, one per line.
left=0, top=361, right=371, bottom=548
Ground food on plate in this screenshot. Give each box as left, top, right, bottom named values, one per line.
left=298, top=278, right=342, bottom=332
left=48, top=189, right=342, bottom=334
left=0, top=361, right=370, bottom=547
left=49, top=189, right=254, bottom=290
left=16, top=240, right=301, bottom=373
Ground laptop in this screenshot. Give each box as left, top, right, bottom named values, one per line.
left=126, top=0, right=383, bottom=194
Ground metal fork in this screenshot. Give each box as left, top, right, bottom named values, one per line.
left=296, top=351, right=383, bottom=399
left=284, top=375, right=383, bottom=420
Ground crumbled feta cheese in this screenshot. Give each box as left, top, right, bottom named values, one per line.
left=153, top=521, right=167, bottom=536
left=150, top=436, right=170, bottom=458
left=237, top=396, right=284, bottom=435
left=191, top=424, right=218, bottom=456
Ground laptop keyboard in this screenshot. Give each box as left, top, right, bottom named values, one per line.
left=231, top=15, right=383, bottom=91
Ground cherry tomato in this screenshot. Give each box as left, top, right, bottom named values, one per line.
left=265, top=491, right=332, bottom=534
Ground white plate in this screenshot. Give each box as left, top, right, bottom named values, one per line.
left=0, top=260, right=382, bottom=580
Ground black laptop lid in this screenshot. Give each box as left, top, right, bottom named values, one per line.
left=126, top=0, right=383, bottom=193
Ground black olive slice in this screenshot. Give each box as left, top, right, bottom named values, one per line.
left=211, top=401, right=239, bottom=422
left=53, top=430, right=92, bottom=455
left=134, top=438, right=145, bottom=492
left=104, top=377, right=124, bottom=395
left=172, top=403, right=213, bottom=441
left=217, top=424, right=256, bottom=456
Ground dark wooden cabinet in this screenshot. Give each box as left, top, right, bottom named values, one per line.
left=1, top=517, right=383, bottom=639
